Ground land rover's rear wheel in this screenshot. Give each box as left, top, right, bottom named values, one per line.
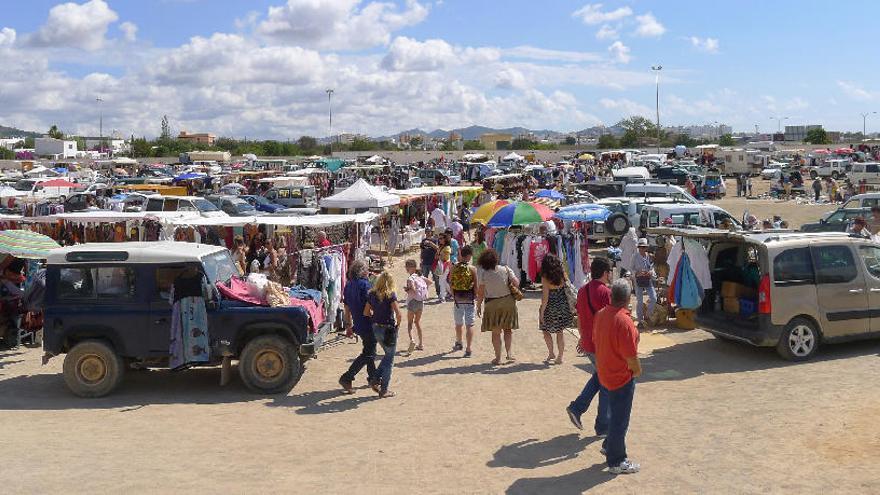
left=238, top=335, right=302, bottom=394
left=831, top=171, right=840, bottom=180
left=605, top=213, right=630, bottom=236
left=63, top=340, right=124, bottom=398
left=776, top=318, right=820, bottom=361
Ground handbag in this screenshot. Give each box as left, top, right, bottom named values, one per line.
left=564, top=281, right=578, bottom=313
left=507, top=268, right=523, bottom=302
left=377, top=323, right=398, bottom=347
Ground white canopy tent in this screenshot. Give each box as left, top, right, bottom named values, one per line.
left=364, top=155, right=384, bottom=164
left=170, top=212, right=378, bottom=228
left=320, top=179, right=400, bottom=209
left=502, top=152, right=524, bottom=161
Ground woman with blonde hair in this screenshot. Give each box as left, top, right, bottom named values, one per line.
left=364, top=270, right=402, bottom=398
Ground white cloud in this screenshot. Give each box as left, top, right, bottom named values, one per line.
left=505, top=45, right=601, bottom=63
left=596, top=24, right=618, bottom=40
left=25, top=0, right=119, bottom=51
left=599, top=98, right=652, bottom=117
left=494, top=66, right=528, bottom=90
left=0, top=27, right=15, bottom=46
left=119, top=22, right=138, bottom=43
left=784, top=97, right=809, bottom=111
left=608, top=41, right=630, bottom=64
left=634, top=13, right=665, bottom=37
left=837, top=80, right=874, bottom=101
left=257, top=0, right=428, bottom=50
left=572, top=4, right=632, bottom=25
left=381, top=37, right=498, bottom=72
left=689, top=36, right=719, bottom=53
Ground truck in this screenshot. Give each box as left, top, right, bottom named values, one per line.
left=43, top=242, right=332, bottom=397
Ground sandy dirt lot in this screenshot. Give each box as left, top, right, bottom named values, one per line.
left=1, top=181, right=876, bottom=494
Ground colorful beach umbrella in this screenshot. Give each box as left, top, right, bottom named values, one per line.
left=554, top=203, right=611, bottom=222
left=486, top=201, right=554, bottom=227
left=471, top=199, right=509, bottom=225
left=0, top=230, right=60, bottom=259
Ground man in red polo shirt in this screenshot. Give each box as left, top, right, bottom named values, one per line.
left=566, top=258, right=612, bottom=436
left=593, top=278, right=641, bottom=475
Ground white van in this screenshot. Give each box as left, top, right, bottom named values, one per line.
left=639, top=203, right=740, bottom=243
left=265, top=185, right=319, bottom=208
left=847, top=163, right=880, bottom=184
left=624, top=183, right=698, bottom=204
left=612, top=166, right=651, bottom=182
left=144, top=195, right=228, bottom=218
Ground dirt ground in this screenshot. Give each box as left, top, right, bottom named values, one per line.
left=1, top=178, right=876, bottom=494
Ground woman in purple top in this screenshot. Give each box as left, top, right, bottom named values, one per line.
left=364, top=270, right=402, bottom=398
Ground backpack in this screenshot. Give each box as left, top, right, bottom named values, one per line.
left=450, top=262, right=475, bottom=292
left=410, top=274, right=428, bottom=301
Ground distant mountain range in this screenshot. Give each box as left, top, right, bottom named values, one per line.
left=0, top=125, right=41, bottom=139
left=371, top=124, right=625, bottom=142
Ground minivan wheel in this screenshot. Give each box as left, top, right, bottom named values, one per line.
left=238, top=335, right=302, bottom=394
left=63, top=340, right=125, bottom=398
left=776, top=318, right=820, bottom=361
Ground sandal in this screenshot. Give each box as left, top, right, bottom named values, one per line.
left=490, top=358, right=501, bottom=365
left=379, top=390, right=396, bottom=398
left=415, top=344, right=424, bottom=351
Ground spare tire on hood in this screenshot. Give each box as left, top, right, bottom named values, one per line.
left=605, top=213, right=630, bottom=236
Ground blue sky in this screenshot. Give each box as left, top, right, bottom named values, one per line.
left=1, top=0, right=878, bottom=139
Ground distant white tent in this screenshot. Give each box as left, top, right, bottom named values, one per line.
left=461, top=153, right=487, bottom=161
left=320, top=178, right=400, bottom=209
left=364, top=155, right=384, bottom=164
left=502, top=152, right=524, bottom=161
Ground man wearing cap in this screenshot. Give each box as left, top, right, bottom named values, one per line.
left=628, top=239, right=655, bottom=327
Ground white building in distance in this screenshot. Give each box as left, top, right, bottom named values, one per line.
left=35, top=137, right=77, bottom=159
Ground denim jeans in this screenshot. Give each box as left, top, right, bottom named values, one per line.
left=602, top=379, right=636, bottom=468
left=634, top=284, right=656, bottom=321
left=421, top=263, right=440, bottom=297
left=341, top=330, right=377, bottom=383
left=569, top=354, right=609, bottom=435
left=372, top=323, right=397, bottom=393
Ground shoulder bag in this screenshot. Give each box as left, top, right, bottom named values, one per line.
left=506, top=267, right=523, bottom=301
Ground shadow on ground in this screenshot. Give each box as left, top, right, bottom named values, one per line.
left=505, top=464, right=611, bottom=494
left=487, top=433, right=599, bottom=469
left=573, top=336, right=880, bottom=384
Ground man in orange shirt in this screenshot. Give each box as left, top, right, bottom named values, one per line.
left=593, top=278, right=641, bottom=475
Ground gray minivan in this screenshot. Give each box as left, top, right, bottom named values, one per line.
left=264, top=185, right=318, bottom=208
left=654, top=228, right=880, bottom=361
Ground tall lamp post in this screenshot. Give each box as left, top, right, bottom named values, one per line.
left=651, top=65, right=662, bottom=152
left=861, top=111, right=876, bottom=137
left=96, top=97, right=104, bottom=156
left=325, top=88, right=334, bottom=156
left=770, top=116, right=788, bottom=133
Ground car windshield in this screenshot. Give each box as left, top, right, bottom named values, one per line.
left=234, top=201, right=256, bottom=213
left=826, top=211, right=845, bottom=223
left=193, top=198, right=220, bottom=212
left=201, top=251, right=239, bottom=284
left=250, top=195, right=270, bottom=206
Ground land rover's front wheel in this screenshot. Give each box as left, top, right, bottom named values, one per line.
left=63, top=340, right=124, bottom=398
left=239, top=335, right=302, bottom=394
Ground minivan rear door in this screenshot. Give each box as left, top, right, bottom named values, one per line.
left=810, top=244, right=869, bottom=338
left=856, top=245, right=880, bottom=333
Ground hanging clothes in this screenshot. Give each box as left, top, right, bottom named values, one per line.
left=169, top=272, right=210, bottom=370
left=666, top=237, right=712, bottom=289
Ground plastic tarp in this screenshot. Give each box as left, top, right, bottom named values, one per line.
left=318, top=158, right=345, bottom=172
left=320, top=179, right=400, bottom=209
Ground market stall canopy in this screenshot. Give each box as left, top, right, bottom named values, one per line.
left=24, top=165, right=59, bottom=177
left=535, top=189, right=565, bottom=200
left=39, top=178, right=82, bottom=188
left=390, top=185, right=483, bottom=198
left=171, top=212, right=378, bottom=228
left=578, top=153, right=595, bottom=160
left=219, top=183, right=247, bottom=194
left=461, top=153, right=486, bottom=161
left=554, top=203, right=611, bottom=222
left=502, top=152, right=524, bottom=161
left=320, top=179, right=400, bottom=209
left=834, top=148, right=853, bottom=154
left=364, top=155, right=384, bottom=164
left=487, top=201, right=554, bottom=227
left=0, top=230, right=60, bottom=259
left=173, top=172, right=206, bottom=182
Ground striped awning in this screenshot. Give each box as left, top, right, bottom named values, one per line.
left=530, top=197, right=561, bottom=209
left=0, top=230, right=61, bottom=259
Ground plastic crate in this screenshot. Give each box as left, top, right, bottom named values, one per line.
left=739, top=298, right=756, bottom=317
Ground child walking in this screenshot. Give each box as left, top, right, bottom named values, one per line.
left=403, top=259, right=428, bottom=354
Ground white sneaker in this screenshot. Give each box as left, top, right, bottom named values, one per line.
left=609, top=459, right=640, bottom=475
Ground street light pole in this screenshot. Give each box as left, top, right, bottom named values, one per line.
left=770, top=116, right=789, bottom=133
left=861, top=111, right=876, bottom=137
left=96, top=97, right=103, bottom=156
left=651, top=65, right=662, bottom=153
left=326, top=89, right=334, bottom=156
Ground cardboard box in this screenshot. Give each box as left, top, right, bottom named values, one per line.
left=721, top=281, right=756, bottom=299
left=723, top=297, right=740, bottom=314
